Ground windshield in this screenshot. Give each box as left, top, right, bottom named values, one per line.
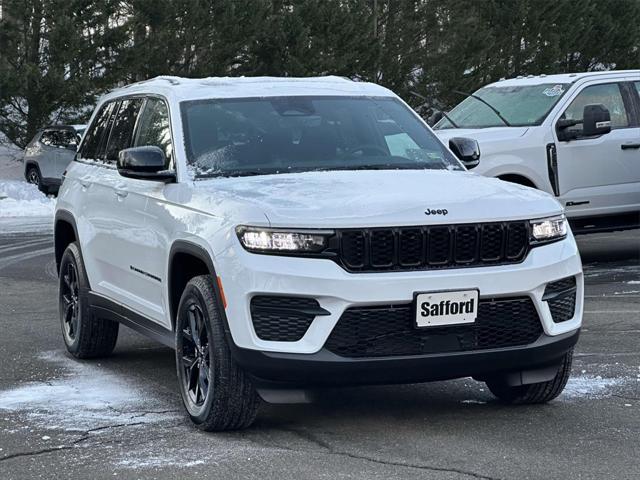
left=434, top=83, right=569, bottom=129
left=181, top=96, right=463, bottom=178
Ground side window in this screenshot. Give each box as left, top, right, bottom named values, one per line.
left=80, top=102, right=116, bottom=160
left=105, top=98, right=144, bottom=163
left=135, top=98, right=173, bottom=167
left=562, top=83, right=630, bottom=132
left=40, top=130, right=58, bottom=147
left=58, top=130, right=78, bottom=149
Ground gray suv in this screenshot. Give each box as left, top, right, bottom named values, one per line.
left=23, top=125, right=85, bottom=194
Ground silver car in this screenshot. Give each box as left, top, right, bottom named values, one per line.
left=23, top=125, right=86, bottom=194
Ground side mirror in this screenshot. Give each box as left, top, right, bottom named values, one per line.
left=117, top=146, right=175, bottom=182
left=557, top=103, right=612, bottom=141
left=582, top=104, right=611, bottom=137
left=449, top=137, right=480, bottom=169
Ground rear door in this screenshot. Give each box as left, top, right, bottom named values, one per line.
left=37, top=129, right=62, bottom=180
left=553, top=80, right=640, bottom=217
left=74, top=101, right=119, bottom=289
left=54, top=129, right=80, bottom=177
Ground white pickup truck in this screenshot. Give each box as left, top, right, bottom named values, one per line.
left=434, top=70, right=640, bottom=234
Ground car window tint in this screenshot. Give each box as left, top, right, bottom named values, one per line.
left=105, top=98, right=144, bottom=163
left=81, top=102, right=116, bottom=160
left=563, top=83, right=630, bottom=130
left=635, top=82, right=640, bottom=98
left=135, top=98, right=173, bottom=167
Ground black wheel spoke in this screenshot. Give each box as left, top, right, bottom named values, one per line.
left=63, top=300, right=73, bottom=323
left=198, top=366, right=208, bottom=396
left=179, top=301, right=212, bottom=408
left=182, top=355, right=196, bottom=368
left=188, top=307, right=200, bottom=347
left=182, top=327, right=193, bottom=344
left=61, top=261, right=80, bottom=342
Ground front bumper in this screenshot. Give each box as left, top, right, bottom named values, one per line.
left=231, top=329, right=580, bottom=387
left=218, top=233, right=583, bottom=355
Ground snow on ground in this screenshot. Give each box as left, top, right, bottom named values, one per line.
left=1, top=137, right=56, bottom=220
left=1, top=141, right=56, bottom=223
left=0, top=180, right=56, bottom=218
left=561, top=374, right=623, bottom=400
left=0, top=351, right=181, bottom=432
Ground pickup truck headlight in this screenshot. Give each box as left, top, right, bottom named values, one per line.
left=530, top=215, right=568, bottom=243
left=236, top=226, right=333, bottom=253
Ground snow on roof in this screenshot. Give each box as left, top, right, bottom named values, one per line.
left=487, top=70, right=640, bottom=88
left=102, top=75, right=396, bottom=103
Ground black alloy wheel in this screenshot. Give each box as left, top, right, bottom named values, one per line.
left=27, top=167, right=40, bottom=186
left=60, top=260, right=79, bottom=343
left=179, top=302, right=211, bottom=408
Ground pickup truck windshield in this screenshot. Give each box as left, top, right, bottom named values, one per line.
left=181, top=96, right=463, bottom=178
left=434, top=83, right=569, bottom=129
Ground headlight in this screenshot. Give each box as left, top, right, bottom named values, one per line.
left=236, top=226, right=333, bottom=253
left=530, top=214, right=568, bottom=243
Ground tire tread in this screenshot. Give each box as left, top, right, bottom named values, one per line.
left=177, top=275, right=259, bottom=431
left=59, top=242, right=119, bottom=359
left=487, top=349, right=573, bottom=404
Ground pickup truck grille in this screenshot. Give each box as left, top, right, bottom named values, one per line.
left=336, top=221, right=529, bottom=272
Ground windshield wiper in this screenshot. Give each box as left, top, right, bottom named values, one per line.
left=409, top=91, right=459, bottom=128
left=453, top=90, right=512, bottom=127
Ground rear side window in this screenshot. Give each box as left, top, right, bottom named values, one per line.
left=80, top=102, right=116, bottom=160
left=105, top=98, right=144, bottom=163
left=40, top=129, right=77, bottom=148
left=40, top=130, right=59, bottom=147
left=135, top=98, right=173, bottom=167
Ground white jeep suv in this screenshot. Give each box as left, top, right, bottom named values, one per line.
left=433, top=70, right=640, bottom=233
left=55, top=76, right=583, bottom=431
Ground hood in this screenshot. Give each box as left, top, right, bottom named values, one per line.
left=434, top=126, right=529, bottom=144
left=195, top=170, right=562, bottom=228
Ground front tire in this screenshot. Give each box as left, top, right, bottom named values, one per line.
left=59, top=242, right=119, bottom=358
left=486, top=349, right=573, bottom=404
left=175, top=275, right=259, bottom=431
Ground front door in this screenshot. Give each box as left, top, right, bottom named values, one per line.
left=553, top=81, right=640, bottom=217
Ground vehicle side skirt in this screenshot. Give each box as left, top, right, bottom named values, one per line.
left=87, top=292, right=174, bottom=348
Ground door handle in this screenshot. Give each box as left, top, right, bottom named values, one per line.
left=114, top=190, right=128, bottom=199
left=621, top=143, right=640, bottom=150
left=79, top=181, right=90, bottom=189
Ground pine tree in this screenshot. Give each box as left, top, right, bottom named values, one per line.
left=0, top=0, right=127, bottom=147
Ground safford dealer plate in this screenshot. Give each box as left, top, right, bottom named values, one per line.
left=415, top=290, right=479, bottom=327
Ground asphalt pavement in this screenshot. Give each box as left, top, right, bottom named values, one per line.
left=0, top=220, right=638, bottom=479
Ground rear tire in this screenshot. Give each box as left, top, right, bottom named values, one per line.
left=59, top=242, right=119, bottom=358
left=175, top=275, right=259, bottom=431
left=26, top=166, right=47, bottom=193
left=486, top=349, right=573, bottom=404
